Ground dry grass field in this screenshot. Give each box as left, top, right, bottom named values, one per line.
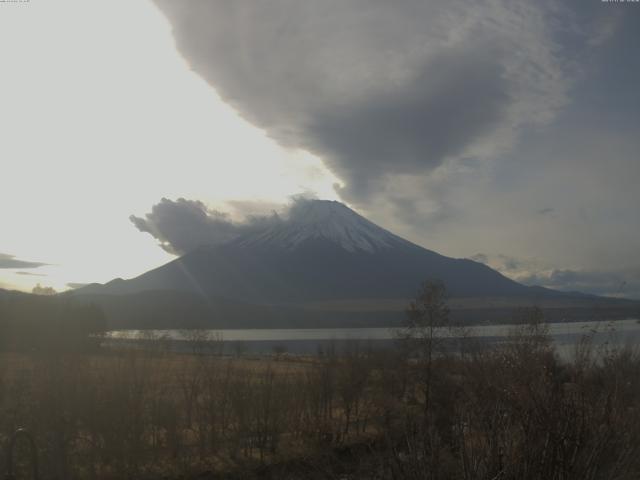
left=2, top=320, right=640, bottom=479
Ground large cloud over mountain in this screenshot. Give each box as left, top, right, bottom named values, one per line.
left=152, top=0, right=577, bottom=205
left=130, top=196, right=325, bottom=255
left=130, top=198, right=281, bottom=255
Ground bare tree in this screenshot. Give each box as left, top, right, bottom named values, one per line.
left=400, top=280, right=451, bottom=417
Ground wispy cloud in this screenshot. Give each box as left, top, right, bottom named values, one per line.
left=0, top=253, right=47, bottom=269
left=471, top=252, right=640, bottom=299
left=518, top=268, right=640, bottom=299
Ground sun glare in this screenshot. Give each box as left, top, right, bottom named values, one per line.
left=0, top=0, right=338, bottom=291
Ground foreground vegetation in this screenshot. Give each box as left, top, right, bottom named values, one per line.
left=1, top=283, right=640, bottom=479
left=0, top=294, right=105, bottom=352
left=1, top=327, right=639, bottom=478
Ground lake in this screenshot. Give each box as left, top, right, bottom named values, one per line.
left=105, top=318, right=640, bottom=357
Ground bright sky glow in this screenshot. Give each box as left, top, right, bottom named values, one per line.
left=0, top=0, right=339, bottom=291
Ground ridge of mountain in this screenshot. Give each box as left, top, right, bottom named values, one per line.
left=76, top=200, right=572, bottom=304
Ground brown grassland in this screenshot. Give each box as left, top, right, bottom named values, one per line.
left=2, top=324, right=640, bottom=479
left=2, top=287, right=640, bottom=479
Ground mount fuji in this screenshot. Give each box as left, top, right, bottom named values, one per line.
left=74, top=200, right=640, bottom=328
left=80, top=200, right=547, bottom=302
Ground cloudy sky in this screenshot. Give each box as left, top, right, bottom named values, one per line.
left=1, top=0, right=639, bottom=298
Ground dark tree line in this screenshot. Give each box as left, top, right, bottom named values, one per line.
left=0, top=294, right=106, bottom=352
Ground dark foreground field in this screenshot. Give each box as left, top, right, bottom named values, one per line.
left=2, top=320, right=640, bottom=480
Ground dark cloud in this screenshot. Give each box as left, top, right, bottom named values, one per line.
left=130, top=197, right=282, bottom=255
left=15, top=271, right=47, bottom=277
left=131, top=195, right=356, bottom=255
left=0, top=253, right=47, bottom=269
left=311, top=48, right=510, bottom=200
left=151, top=0, right=581, bottom=205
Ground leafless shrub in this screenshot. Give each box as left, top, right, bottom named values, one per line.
left=1, top=298, right=640, bottom=479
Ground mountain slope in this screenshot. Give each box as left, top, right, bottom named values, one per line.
left=79, top=200, right=545, bottom=303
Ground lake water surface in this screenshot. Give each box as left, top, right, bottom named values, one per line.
left=106, top=318, right=640, bottom=356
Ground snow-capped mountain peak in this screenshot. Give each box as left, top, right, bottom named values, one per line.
left=236, top=200, right=405, bottom=253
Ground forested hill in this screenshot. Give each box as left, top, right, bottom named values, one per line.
left=0, top=289, right=106, bottom=352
